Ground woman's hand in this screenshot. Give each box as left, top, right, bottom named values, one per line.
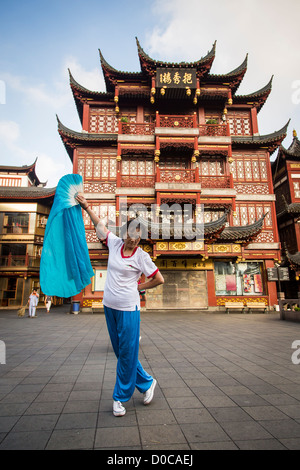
left=75, top=193, right=89, bottom=210
left=138, top=271, right=164, bottom=292
left=75, top=192, right=107, bottom=236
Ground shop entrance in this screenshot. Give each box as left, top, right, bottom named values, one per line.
left=146, top=270, right=208, bottom=309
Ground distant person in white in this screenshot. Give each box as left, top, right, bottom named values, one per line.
left=28, top=290, right=39, bottom=318
left=76, top=193, right=164, bottom=416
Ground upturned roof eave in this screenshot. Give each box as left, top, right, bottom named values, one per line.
left=233, top=75, right=273, bottom=112
left=136, top=37, right=216, bottom=76
left=219, top=214, right=266, bottom=242
left=56, top=115, right=118, bottom=161
left=232, top=120, right=290, bottom=154
left=0, top=186, right=56, bottom=200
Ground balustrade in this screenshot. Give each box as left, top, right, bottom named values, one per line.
left=0, top=255, right=40, bottom=268
left=158, top=115, right=195, bottom=128
left=120, top=175, right=155, bottom=187
left=159, top=169, right=196, bottom=183
left=119, top=170, right=231, bottom=188
left=199, top=123, right=229, bottom=137
left=120, top=122, right=155, bottom=135
left=119, top=117, right=230, bottom=136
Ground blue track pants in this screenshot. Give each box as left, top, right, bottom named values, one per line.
left=104, top=306, right=153, bottom=402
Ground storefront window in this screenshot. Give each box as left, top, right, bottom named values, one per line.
left=3, top=213, right=29, bottom=234
left=214, top=261, right=264, bottom=296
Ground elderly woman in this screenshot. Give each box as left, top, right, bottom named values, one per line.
left=28, top=289, right=39, bottom=318
left=76, top=194, right=164, bottom=417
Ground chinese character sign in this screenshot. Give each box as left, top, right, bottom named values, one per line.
left=156, top=68, right=197, bottom=89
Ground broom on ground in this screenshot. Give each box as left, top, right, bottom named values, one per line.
left=17, top=305, right=27, bottom=317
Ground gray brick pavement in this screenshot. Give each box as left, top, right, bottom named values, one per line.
left=0, top=306, right=300, bottom=450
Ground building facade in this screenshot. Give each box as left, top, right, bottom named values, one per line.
left=58, top=39, right=289, bottom=311
left=272, top=131, right=300, bottom=298
left=0, top=160, right=55, bottom=307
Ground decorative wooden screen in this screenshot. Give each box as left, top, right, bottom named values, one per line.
left=231, top=154, right=268, bottom=182
left=0, top=177, right=22, bottom=187
left=198, top=158, right=224, bottom=176
left=292, top=179, right=300, bottom=199
left=159, top=157, right=188, bottom=169
left=234, top=203, right=273, bottom=228
left=228, top=111, right=251, bottom=136
left=89, top=107, right=118, bottom=133
left=77, top=150, right=117, bottom=181
left=121, top=157, right=154, bottom=187
left=83, top=203, right=116, bottom=231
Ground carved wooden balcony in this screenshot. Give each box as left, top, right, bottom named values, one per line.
left=120, top=175, right=155, bottom=187
left=120, top=122, right=155, bottom=135
left=199, top=124, right=229, bottom=137
left=200, top=175, right=231, bottom=188
left=158, top=115, right=195, bottom=128
left=0, top=255, right=41, bottom=268
left=159, top=169, right=196, bottom=183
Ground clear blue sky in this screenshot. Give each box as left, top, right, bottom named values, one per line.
left=1, top=0, right=299, bottom=186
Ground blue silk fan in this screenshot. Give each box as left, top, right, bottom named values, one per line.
left=40, top=174, right=94, bottom=298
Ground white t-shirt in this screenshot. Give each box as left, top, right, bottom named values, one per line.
left=96, top=228, right=158, bottom=311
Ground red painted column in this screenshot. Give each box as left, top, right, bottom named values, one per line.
left=73, top=148, right=78, bottom=174
left=265, top=259, right=278, bottom=306
left=250, top=107, right=258, bottom=135
left=207, top=269, right=217, bottom=306
left=137, top=105, right=143, bottom=123
left=295, top=221, right=300, bottom=252
left=82, top=102, right=89, bottom=132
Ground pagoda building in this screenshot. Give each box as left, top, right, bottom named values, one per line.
left=272, top=130, right=300, bottom=298
left=57, top=39, right=289, bottom=311
left=0, top=159, right=55, bottom=307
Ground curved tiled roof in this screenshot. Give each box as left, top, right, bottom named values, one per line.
left=277, top=194, right=300, bottom=219
left=136, top=37, right=216, bottom=72
left=135, top=211, right=228, bottom=240
left=279, top=133, right=300, bottom=158
left=99, top=49, right=144, bottom=92
left=131, top=211, right=264, bottom=244
left=0, top=158, right=47, bottom=187
left=0, top=185, right=55, bottom=200
left=69, top=69, right=113, bottom=121
left=285, top=243, right=300, bottom=268
left=234, top=76, right=273, bottom=112
left=203, top=54, right=248, bottom=95
left=57, top=116, right=117, bottom=142
left=232, top=120, right=290, bottom=154
left=57, top=115, right=117, bottom=161
left=219, top=214, right=267, bottom=242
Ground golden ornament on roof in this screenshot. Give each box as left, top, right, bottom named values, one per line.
left=186, top=88, right=191, bottom=96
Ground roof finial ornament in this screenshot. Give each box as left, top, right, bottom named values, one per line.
left=293, top=129, right=297, bottom=138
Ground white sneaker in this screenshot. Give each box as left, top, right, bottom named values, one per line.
left=143, top=379, right=157, bottom=405
left=113, top=400, right=126, bottom=417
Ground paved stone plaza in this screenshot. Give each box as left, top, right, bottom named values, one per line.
left=0, top=306, right=300, bottom=450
